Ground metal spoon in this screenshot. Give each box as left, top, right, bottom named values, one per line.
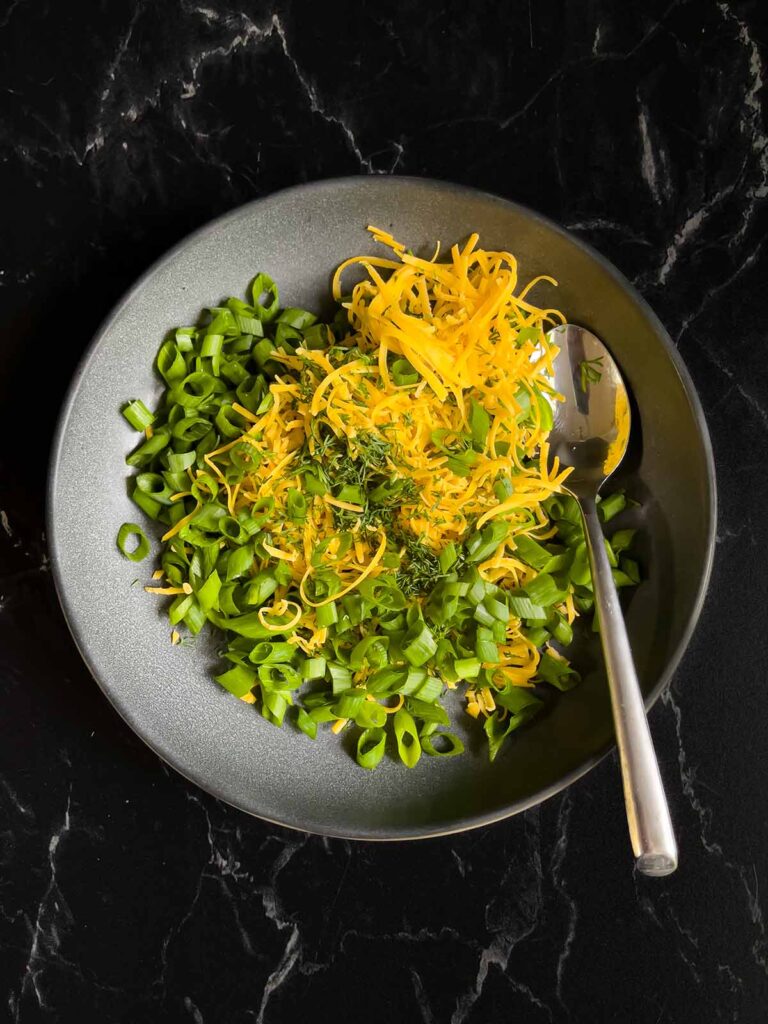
left=545, top=323, right=677, bottom=877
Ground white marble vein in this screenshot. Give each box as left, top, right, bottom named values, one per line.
left=0, top=0, right=25, bottom=31
left=683, top=226, right=761, bottom=311
left=450, top=816, right=549, bottom=1023
left=451, top=848, right=467, bottom=878
left=717, top=961, right=744, bottom=1014
left=157, top=795, right=308, bottom=1016
left=566, top=217, right=652, bottom=247
left=715, top=522, right=754, bottom=547
left=551, top=794, right=577, bottom=1009
left=655, top=184, right=734, bottom=285
left=184, top=995, right=205, bottom=1022
left=717, top=4, right=768, bottom=244
left=156, top=867, right=205, bottom=991
left=675, top=237, right=763, bottom=340
left=1, top=778, right=34, bottom=820
left=179, top=10, right=272, bottom=100
left=411, top=968, right=435, bottom=1024
left=17, top=790, right=72, bottom=1014
left=388, top=140, right=405, bottom=173
left=18, top=5, right=384, bottom=177
left=253, top=926, right=300, bottom=1024
left=84, top=3, right=146, bottom=160
left=177, top=9, right=377, bottom=173
left=637, top=97, right=671, bottom=205
left=663, top=688, right=768, bottom=977
left=668, top=908, right=702, bottom=986
left=675, top=237, right=767, bottom=433
left=270, top=15, right=375, bottom=173
left=251, top=835, right=307, bottom=1021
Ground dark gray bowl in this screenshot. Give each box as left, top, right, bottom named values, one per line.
left=48, top=177, right=716, bottom=839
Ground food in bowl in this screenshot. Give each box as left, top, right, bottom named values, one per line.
left=117, top=228, right=639, bottom=769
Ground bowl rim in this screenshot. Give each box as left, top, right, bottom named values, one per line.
left=46, top=175, right=717, bottom=840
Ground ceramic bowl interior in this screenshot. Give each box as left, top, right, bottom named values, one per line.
left=48, top=177, right=715, bottom=838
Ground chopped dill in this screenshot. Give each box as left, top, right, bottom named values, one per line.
left=394, top=534, right=443, bottom=597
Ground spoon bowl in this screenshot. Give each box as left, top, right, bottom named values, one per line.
left=547, top=324, right=631, bottom=492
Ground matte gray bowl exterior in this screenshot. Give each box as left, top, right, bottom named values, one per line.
left=48, top=177, right=716, bottom=839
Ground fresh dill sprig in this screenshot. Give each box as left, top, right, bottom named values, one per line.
left=394, top=533, right=443, bottom=597
left=351, top=430, right=392, bottom=469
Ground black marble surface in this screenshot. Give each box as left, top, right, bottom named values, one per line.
left=1, top=1, right=767, bottom=1020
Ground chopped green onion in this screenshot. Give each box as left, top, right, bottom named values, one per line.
left=420, top=676, right=444, bottom=702
left=302, top=657, right=327, bottom=680
left=316, top=601, right=339, bottom=628
left=308, top=704, right=337, bottom=724
left=126, top=428, right=171, bottom=468
left=548, top=613, right=573, bottom=647
left=610, top=529, right=636, bottom=554
left=337, top=484, right=364, bottom=505
left=507, top=591, right=546, bottom=619
left=262, top=689, right=290, bottom=726
left=523, top=625, right=550, bottom=647
left=296, top=707, right=317, bottom=739
left=251, top=273, right=279, bottom=321
left=513, top=534, right=551, bottom=571
left=226, top=545, right=253, bottom=581
left=248, top=641, right=296, bottom=665
left=333, top=688, right=365, bottom=719
left=215, top=664, right=256, bottom=698
left=523, top=573, right=566, bottom=608
left=406, top=698, right=449, bottom=725
left=276, top=307, right=318, bottom=329
left=476, top=636, right=498, bottom=664
left=621, top=556, right=641, bottom=583
left=156, top=340, right=186, bottom=383
left=329, top=663, right=353, bottom=693
left=466, top=521, right=509, bottom=563
left=286, top=488, right=308, bottom=522
left=356, top=727, right=387, bottom=770
left=168, top=593, right=193, bottom=625
left=422, top=732, right=465, bottom=757
left=258, top=663, right=302, bottom=690
left=569, top=543, right=592, bottom=587
left=131, top=483, right=163, bottom=520
left=393, top=708, right=421, bottom=768
left=537, top=652, right=580, bottom=691
left=245, top=572, right=278, bottom=606
left=367, top=666, right=407, bottom=696
left=354, top=702, right=388, bottom=729
left=439, top=542, right=458, bottom=573
left=598, top=491, right=626, bottom=523
left=303, top=470, right=327, bottom=496
left=454, top=656, right=481, bottom=680
left=117, top=522, right=150, bottom=562
left=196, top=570, right=221, bottom=613
left=391, top=358, right=420, bottom=386
left=468, top=398, right=491, bottom=448
left=122, top=399, right=155, bottom=431
left=402, top=620, right=437, bottom=667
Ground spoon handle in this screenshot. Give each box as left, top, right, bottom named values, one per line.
left=580, top=496, right=678, bottom=876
